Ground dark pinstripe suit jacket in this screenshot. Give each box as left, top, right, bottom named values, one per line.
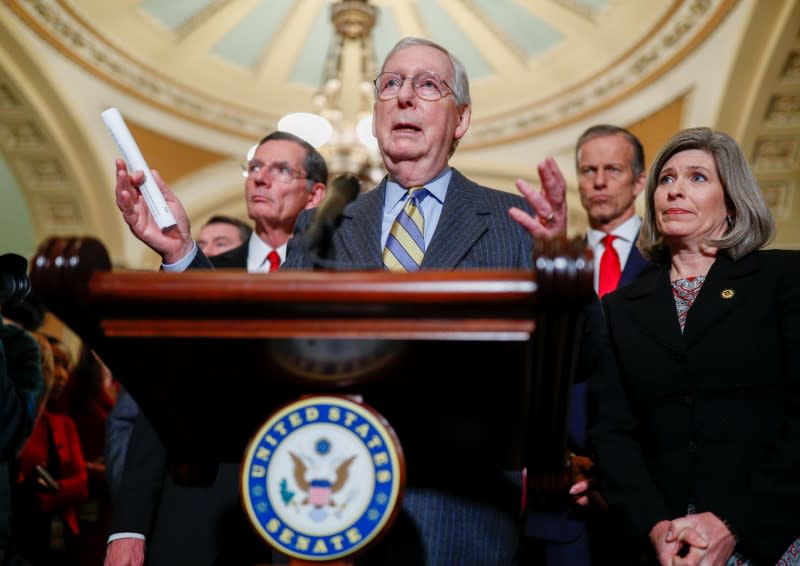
left=284, top=169, right=534, bottom=271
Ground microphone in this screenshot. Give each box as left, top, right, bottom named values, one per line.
left=306, top=173, right=361, bottom=265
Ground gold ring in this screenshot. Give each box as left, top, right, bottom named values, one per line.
left=541, top=212, right=555, bottom=225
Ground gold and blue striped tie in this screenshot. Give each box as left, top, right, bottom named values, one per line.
left=383, top=186, right=427, bottom=272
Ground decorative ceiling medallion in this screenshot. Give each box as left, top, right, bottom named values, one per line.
left=7, top=0, right=735, bottom=146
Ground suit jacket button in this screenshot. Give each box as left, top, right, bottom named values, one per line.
left=688, top=441, right=697, bottom=454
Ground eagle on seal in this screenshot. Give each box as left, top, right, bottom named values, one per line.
left=290, top=452, right=356, bottom=508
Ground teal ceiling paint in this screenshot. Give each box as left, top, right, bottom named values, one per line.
left=0, top=154, right=36, bottom=258
left=414, top=0, right=491, bottom=79
left=289, top=3, right=335, bottom=85
left=141, top=0, right=216, bottom=29
left=213, top=0, right=295, bottom=68
left=581, top=0, right=609, bottom=9
left=372, top=5, right=401, bottom=68
left=471, top=0, right=562, bottom=55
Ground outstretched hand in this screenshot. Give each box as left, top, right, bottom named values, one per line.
left=114, top=159, right=193, bottom=264
left=509, top=157, right=568, bottom=240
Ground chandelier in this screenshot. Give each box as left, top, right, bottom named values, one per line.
left=278, top=0, right=385, bottom=185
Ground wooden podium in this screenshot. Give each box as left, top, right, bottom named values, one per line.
left=30, top=236, right=593, bottom=559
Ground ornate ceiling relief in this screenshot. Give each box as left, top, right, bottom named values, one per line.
left=7, top=0, right=277, bottom=139
left=464, top=0, right=736, bottom=148
left=750, top=32, right=800, bottom=229
left=0, top=66, right=83, bottom=232
left=8, top=0, right=736, bottom=149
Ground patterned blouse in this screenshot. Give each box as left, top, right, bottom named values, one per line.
left=671, top=276, right=706, bottom=333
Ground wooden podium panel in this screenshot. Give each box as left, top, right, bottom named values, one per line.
left=30, top=237, right=592, bottom=498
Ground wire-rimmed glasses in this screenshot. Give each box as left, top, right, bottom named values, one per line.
left=373, top=71, right=453, bottom=101
left=240, top=160, right=307, bottom=182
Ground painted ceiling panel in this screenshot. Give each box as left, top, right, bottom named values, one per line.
left=373, top=5, right=402, bottom=66
left=141, top=0, right=215, bottom=30
left=212, top=0, right=295, bottom=68
left=290, top=3, right=335, bottom=85
left=413, top=0, right=491, bottom=78
left=4, top=0, right=739, bottom=144
left=580, top=0, right=609, bottom=10
left=0, top=154, right=35, bottom=257
left=471, top=0, right=562, bottom=56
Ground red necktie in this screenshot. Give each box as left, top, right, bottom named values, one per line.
left=266, top=250, right=280, bottom=272
left=598, top=234, right=621, bottom=297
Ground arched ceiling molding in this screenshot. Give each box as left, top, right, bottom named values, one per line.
left=5, top=0, right=736, bottom=148
left=714, top=0, right=800, bottom=247
left=171, top=159, right=248, bottom=220
left=464, top=0, right=737, bottom=148
left=5, top=0, right=279, bottom=140
left=0, top=8, right=126, bottom=260
left=715, top=0, right=799, bottom=148
left=453, top=0, right=750, bottom=189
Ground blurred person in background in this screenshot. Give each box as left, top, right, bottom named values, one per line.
left=1, top=253, right=45, bottom=564
left=66, top=345, right=118, bottom=566
left=13, top=335, right=88, bottom=566
left=196, top=214, right=252, bottom=259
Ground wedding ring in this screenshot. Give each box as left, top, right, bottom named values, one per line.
left=540, top=212, right=555, bottom=225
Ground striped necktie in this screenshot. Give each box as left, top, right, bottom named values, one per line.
left=383, top=186, right=427, bottom=272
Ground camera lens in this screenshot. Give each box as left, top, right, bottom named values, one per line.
left=0, top=253, right=31, bottom=306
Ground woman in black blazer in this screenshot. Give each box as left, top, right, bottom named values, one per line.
left=590, top=128, right=800, bottom=565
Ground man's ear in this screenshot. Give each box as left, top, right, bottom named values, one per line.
left=454, top=104, right=471, bottom=141
left=633, top=171, right=646, bottom=197
left=306, top=182, right=327, bottom=209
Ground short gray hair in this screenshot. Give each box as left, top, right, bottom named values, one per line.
left=260, top=130, right=328, bottom=188
left=639, top=127, right=775, bottom=264
left=575, top=124, right=645, bottom=179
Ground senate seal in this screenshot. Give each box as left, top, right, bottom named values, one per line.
left=241, top=396, right=405, bottom=561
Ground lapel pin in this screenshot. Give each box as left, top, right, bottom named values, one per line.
left=721, top=289, right=735, bottom=299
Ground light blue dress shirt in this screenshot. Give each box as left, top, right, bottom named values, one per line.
left=381, top=167, right=452, bottom=251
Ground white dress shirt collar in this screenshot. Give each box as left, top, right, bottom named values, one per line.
left=247, top=232, right=287, bottom=273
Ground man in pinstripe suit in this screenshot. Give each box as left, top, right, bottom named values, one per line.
left=280, top=37, right=569, bottom=565
left=113, top=36, right=569, bottom=565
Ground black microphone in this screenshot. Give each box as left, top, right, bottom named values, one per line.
left=306, top=173, right=361, bottom=264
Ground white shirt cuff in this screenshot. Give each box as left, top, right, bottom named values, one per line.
left=107, top=532, right=146, bottom=543
left=161, top=241, right=197, bottom=272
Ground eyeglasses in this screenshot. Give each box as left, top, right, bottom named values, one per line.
left=241, top=160, right=306, bottom=183
left=374, top=71, right=453, bottom=101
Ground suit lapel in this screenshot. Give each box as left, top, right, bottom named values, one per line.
left=618, top=265, right=685, bottom=355
left=209, top=241, right=248, bottom=269
left=423, top=170, right=489, bottom=269
left=682, top=253, right=760, bottom=346
left=620, top=243, right=648, bottom=286
left=335, top=180, right=385, bottom=268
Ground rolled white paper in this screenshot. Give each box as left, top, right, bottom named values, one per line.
left=101, top=107, right=177, bottom=229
